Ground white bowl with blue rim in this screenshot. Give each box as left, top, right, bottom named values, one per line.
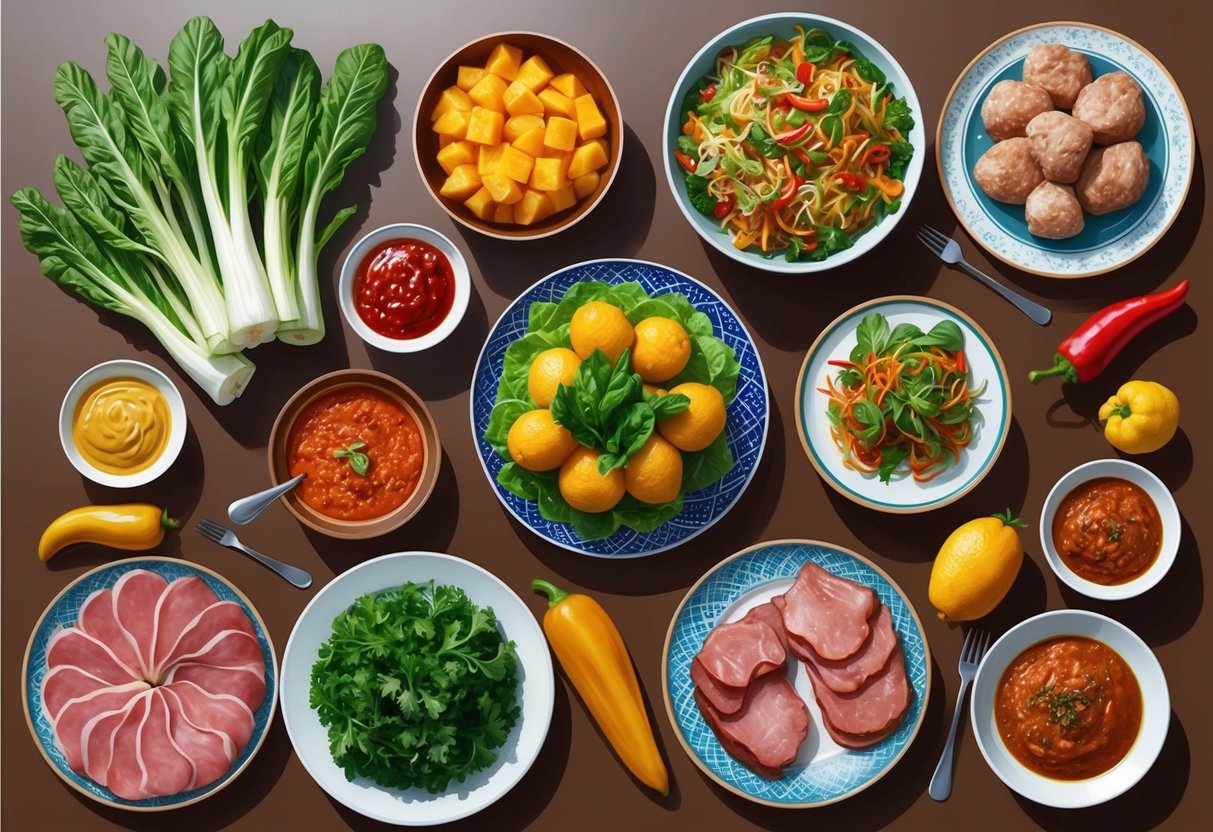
left=21, top=557, right=277, bottom=811
left=662, top=12, right=926, bottom=273
left=662, top=539, right=931, bottom=807
left=937, top=21, right=1194, bottom=278
left=469, top=258, right=768, bottom=557
left=795, top=296, right=1011, bottom=514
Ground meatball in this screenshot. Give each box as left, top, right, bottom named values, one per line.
left=1025, top=182, right=1085, bottom=239
left=973, top=138, right=1046, bottom=204
left=1022, top=44, right=1092, bottom=109
left=982, top=80, right=1055, bottom=141
left=1026, top=111, right=1093, bottom=183
left=1075, top=141, right=1150, bottom=215
left=1072, top=71, right=1145, bottom=145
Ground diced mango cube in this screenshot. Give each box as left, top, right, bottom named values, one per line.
left=574, top=94, right=608, bottom=140
left=498, top=146, right=535, bottom=182
left=515, top=189, right=554, bottom=225
left=492, top=202, right=515, bottom=224
left=529, top=154, right=570, bottom=191
left=503, top=81, right=545, bottom=117
left=457, top=65, right=488, bottom=92
left=543, top=116, right=578, bottom=152
left=468, top=73, right=508, bottom=112
left=484, top=43, right=523, bottom=81
left=549, top=184, right=577, bottom=213
left=439, top=164, right=482, bottom=200
left=512, top=125, right=547, bottom=158
left=483, top=172, right=523, bottom=205
left=439, top=133, right=457, bottom=148
left=567, top=139, right=609, bottom=178
left=538, top=87, right=575, bottom=119
left=437, top=140, right=476, bottom=175
left=432, top=109, right=470, bottom=139
left=478, top=143, right=505, bottom=176
left=464, top=186, right=496, bottom=220
left=550, top=73, right=587, bottom=98
left=504, top=113, right=545, bottom=142
left=465, top=106, right=504, bottom=145
left=430, top=86, right=473, bottom=121
left=573, top=171, right=600, bottom=199
left=515, top=55, right=554, bottom=92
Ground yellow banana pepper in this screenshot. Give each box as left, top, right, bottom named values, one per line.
left=38, top=504, right=178, bottom=562
left=532, top=579, right=669, bottom=795
left=1098, top=380, right=1180, bottom=454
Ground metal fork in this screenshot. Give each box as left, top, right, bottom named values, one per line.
left=195, top=518, right=313, bottom=589
left=916, top=225, right=1052, bottom=326
left=929, top=628, right=993, bottom=801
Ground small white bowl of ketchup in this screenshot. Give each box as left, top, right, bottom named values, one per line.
left=338, top=223, right=471, bottom=353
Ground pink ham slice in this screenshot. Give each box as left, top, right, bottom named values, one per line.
left=42, top=666, right=117, bottom=724
left=51, top=681, right=150, bottom=771
left=805, top=644, right=911, bottom=746
left=164, top=662, right=265, bottom=712
left=789, top=605, right=899, bottom=694
left=155, top=602, right=257, bottom=678
left=81, top=693, right=144, bottom=783
left=106, top=689, right=195, bottom=799
left=47, top=629, right=141, bottom=686
left=694, top=620, right=786, bottom=689
left=780, top=563, right=877, bottom=660
left=162, top=680, right=255, bottom=751
left=161, top=686, right=238, bottom=789
left=695, top=672, right=809, bottom=779
left=78, top=589, right=142, bottom=678
left=690, top=658, right=747, bottom=715
left=111, top=570, right=169, bottom=678
left=741, top=601, right=789, bottom=650
left=151, top=577, right=219, bottom=673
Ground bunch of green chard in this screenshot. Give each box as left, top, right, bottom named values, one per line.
left=10, top=18, right=389, bottom=404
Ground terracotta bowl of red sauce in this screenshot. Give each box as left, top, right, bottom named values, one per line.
left=268, top=370, right=441, bottom=539
left=338, top=223, right=471, bottom=353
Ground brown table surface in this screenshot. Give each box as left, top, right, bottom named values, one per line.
left=3, top=0, right=1208, bottom=829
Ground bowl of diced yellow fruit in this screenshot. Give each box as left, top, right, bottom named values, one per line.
left=414, top=32, right=623, bottom=239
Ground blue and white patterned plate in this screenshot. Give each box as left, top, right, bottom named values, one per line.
left=662, top=540, right=931, bottom=807
left=937, top=22, right=1194, bottom=278
left=21, top=558, right=278, bottom=811
left=470, top=259, right=769, bottom=558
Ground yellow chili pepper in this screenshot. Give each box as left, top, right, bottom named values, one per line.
left=532, top=579, right=669, bottom=795
left=1098, top=380, right=1180, bottom=454
left=38, top=504, right=179, bottom=562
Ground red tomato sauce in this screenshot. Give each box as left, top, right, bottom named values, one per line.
left=287, top=387, right=424, bottom=520
left=353, top=239, right=454, bottom=339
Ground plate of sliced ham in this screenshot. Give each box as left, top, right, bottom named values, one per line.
left=21, top=557, right=277, bottom=810
left=662, top=540, right=930, bottom=807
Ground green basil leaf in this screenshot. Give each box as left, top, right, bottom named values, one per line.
left=650, top=392, right=691, bottom=418
left=878, top=445, right=908, bottom=484
left=853, top=312, right=890, bottom=363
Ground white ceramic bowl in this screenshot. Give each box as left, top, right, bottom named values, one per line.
left=971, top=609, right=1169, bottom=808
left=338, top=223, right=471, bottom=353
left=662, top=12, right=925, bottom=273
left=58, top=359, right=187, bottom=488
left=1040, top=459, right=1180, bottom=600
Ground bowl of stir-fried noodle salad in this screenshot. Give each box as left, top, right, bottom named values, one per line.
left=664, top=14, right=924, bottom=272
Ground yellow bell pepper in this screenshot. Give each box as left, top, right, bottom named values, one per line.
left=532, top=579, right=669, bottom=795
left=38, top=504, right=178, bottom=562
left=1098, top=380, right=1180, bottom=454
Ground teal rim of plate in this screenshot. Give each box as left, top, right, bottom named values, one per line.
left=797, top=298, right=1009, bottom=510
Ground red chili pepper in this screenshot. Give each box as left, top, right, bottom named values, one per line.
left=955, top=350, right=966, bottom=374
left=859, top=143, right=891, bottom=166
left=828, top=358, right=857, bottom=368
left=792, top=149, right=812, bottom=168
left=784, top=93, right=829, bottom=112
left=712, top=196, right=734, bottom=218
left=700, top=82, right=717, bottom=103
left=834, top=172, right=866, bottom=191
left=1028, top=279, right=1190, bottom=384
left=773, top=122, right=812, bottom=144
left=796, top=62, right=814, bottom=85
left=674, top=150, right=697, bottom=173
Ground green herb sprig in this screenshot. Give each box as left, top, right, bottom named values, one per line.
left=334, top=441, right=370, bottom=476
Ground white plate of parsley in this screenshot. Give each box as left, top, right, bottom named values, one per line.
left=280, top=552, right=554, bottom=825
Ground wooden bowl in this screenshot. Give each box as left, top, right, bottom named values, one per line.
left=413, top=31, right=623, bottom=239
left=268, top=370, right=441, bottom=539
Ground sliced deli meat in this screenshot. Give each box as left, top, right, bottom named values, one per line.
left=111, top=570, right=169, bottom=678
left=805, top=644, right=911, bottom=745
left=694, top=619, right=786, bottom=688
left=739, top=601, right=789, bottom=651
left=151, top=577, right=220, bottom=671
left=78, top=589, right=143, bottom=677
left=691, top=658, right=747, bottom=715
left=792, top=605, right=899, bottom=694
left=779, top=563, right=877, bottom=660
left=695, top=672, right=809, bottom=780
left=50, top=682, right=150, bottom=771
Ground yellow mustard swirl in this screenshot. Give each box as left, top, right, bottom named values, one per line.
left=72, top=377, right=171, bottom=475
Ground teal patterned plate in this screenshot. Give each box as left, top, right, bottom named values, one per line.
left=662, top=540, right=930, bottom=807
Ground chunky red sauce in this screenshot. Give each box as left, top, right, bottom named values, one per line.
left=287, top=387, right=424, bottom=521
left=353, top=239, right=454, bottom=339
left=1052, top=477, right=1162, bottom=585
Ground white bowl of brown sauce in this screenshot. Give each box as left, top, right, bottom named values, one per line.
left=971, top=609, right=1169, bottom=808
left=1040, top=459, right=1180, bottom=600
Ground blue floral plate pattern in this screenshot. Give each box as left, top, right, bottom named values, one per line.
left=937, top=22, right=1193, bottom=278
left=470, top=259, right=769, bottom=558
left=21, top=557, right=278, bottom=810
left=662, top=540, right=930, bottom=807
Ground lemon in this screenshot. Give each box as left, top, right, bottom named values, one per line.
left=559, top=447, right=625, bottom=513
left=528, top=347, right=581, bottom=407
left=929, top=510, right=1026, bottom=621
left=569, top=301, right=634, bottom=364
left=632, top=317, right=691, bottom=383
left=657, top=382, right=726, bottom=452
left=625, top=435, right=683, bottom=504
left=507, top=409, right=578, bottom=472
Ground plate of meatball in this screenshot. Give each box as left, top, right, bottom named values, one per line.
left=936, top=23, right=1193, bottom=278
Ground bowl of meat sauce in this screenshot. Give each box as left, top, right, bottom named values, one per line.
left=971, top=609, right=1169, bottom=808
left=1040, top=459, right=1179, bottom=600
left=268, top=370, right=441, bottom=538
left=338, top=223, right=470, bottom=353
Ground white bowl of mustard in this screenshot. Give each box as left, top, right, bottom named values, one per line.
left=59, top=359, right=187, bottom=488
